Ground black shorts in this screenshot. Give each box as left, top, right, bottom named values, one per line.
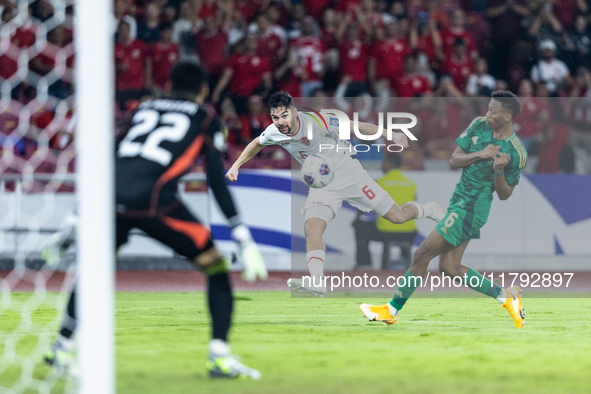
left=116, top=202, right=215, bottom=260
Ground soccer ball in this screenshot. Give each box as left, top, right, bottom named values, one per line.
left=300, top=154, right=334, bottom=188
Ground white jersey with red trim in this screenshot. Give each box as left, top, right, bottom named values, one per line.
left=258, top=112, right=354, bottom=165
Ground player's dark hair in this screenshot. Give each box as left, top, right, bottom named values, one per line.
left=268, top=91, right=295, bottom=110
left=491, top=90, right=521, bottom=118
left=170, top=60, right=204, bottom=95
left=384, top=152, right=402, bottom=168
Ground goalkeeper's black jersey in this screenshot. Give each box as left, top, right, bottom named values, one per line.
left=115, top=96, right=236, bottom=219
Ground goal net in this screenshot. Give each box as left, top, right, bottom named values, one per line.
left=1, top=1, right=113, bottom=392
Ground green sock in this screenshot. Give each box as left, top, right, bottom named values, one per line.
left=389, top=270, right=422, bottom=311
left=464, top=267, right=502, bottom=298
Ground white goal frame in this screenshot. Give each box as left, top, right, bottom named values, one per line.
left=74, top=1, right=114, bottom=393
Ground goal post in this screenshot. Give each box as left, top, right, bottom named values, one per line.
left=75, top=0, right=115, bottom=393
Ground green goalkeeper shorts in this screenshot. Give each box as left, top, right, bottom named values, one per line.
left=435, top=204, right=490, bottom=247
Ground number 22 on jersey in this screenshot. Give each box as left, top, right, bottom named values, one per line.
left=118, top=109, right=191, bottom=166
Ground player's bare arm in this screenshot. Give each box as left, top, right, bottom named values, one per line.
left=352, top=121, right=409, bottom=148
left=493, top=152, right=515, bottom=200
left=225, top=137, right=265, bottom=182
left=448, top=144, right=500, bottom=170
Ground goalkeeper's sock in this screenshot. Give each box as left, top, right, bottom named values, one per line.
left=410, top=202, right=426, bottom=219
left=307, top=250, right=325, bottom=287
left=59, top=287, right=77, bottom=339
left=207, top=272, right=233, bottom=342
left=464, top=267, right=503, bottom=299
left=389, top=270, right=421, bottom=310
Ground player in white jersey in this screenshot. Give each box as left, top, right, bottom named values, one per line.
left=226, top=91, right=445, bottom=295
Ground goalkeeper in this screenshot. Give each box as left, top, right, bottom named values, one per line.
left=42, top=61, right=267, bottom=379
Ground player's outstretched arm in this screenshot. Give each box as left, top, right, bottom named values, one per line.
left=225, top=137, right=265, bottom=182
left=351, top=121, right=410, bottom=148
left=449, top=144, right=499, bottom=170
left=204, top=139, right=267, bottom=281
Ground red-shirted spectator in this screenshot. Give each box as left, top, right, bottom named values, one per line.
left=0, top=100, right=22, bottom=138
left=290, top=16, right=325, bottom=96
left=30, top=103, right=54, bottom=142
left=369, top=20, right=410, bottom=92
left=566, top=67, right=591, bottom=171
left=440, top=37, right=473, bottom=92
left=284, top=3, right=306, bottom=36
left=0, top=9, right=22, bottom=83
left=172, top=0, right=196, bottom=47
left=513, top=79, right=551, bottom=148
left=485, top=0, right=530, bottom=81
left=114, top=21, right=149, bottom=110
left=147, top=25, right=179, bottom=92
left=238, top=96, right=272, bottom=144
left=353, top=0, right=383, bottom=38
left=415, top=99, right=462, bottom=144
left=321, top=8, right=339, bottom=50
left=552, top=0, right=588, bottom=32
left=0, top=49, right=18, bottom=82
left=465, top=58, right=496, bottom=96
left=113, top=0, right=137, bottom=40
left=198, top=0, right=217, bottom=19
left=10, top=5, right=38, bottom=49
left=254, top=13, right=285, bottom=69
left=212, top=35, right=272, bottom=114
left=49, top=107, right=76, bottom=150
left=2, top=6, right=35, bottom=102
left=274, top=48, right=304, bottom=97
left=29, top=26, right=75, bottom=99
left=0, top=14, right=18, bottom=80
left=336, top=16, right=370, bottom=96
left=410, top=14, right=444, bottom=68
left=0, top=100, right=30, bottom=157
left=220, top=97, right=243, bottom=145
left=138, top=1, right=162, bottom=44
left=424, top=0, right=451, bottom=30
left=337, top=0, right=361, bottom=14
left=194, top=16, right=229, bottom=93
left=234, top=0, right=259, bottom=23
left=302, top=0, right=331, bottom=22
left=395, top=55, right=432, bottom=97
left=440, top=9, right=478, bottom=59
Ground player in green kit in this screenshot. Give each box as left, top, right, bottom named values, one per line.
left=360, top=91, right=528, bottom=328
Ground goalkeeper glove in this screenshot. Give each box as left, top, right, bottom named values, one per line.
left=42, top=212, right=77, bottom=267
left=231, top=224, right=267, bottom=282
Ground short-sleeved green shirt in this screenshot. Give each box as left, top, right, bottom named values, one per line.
left=436, top=116, right=527, bottom=246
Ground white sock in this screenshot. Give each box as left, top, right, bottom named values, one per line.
left=307, top=250, right=325, bottom=286
left=57, top=335, right=74, bottom=352
left=387, top=303, right=399, bottom=316
left=410, top=202, right=425, bottom=219
left=496, top=289, right=507, bottom=304
left=209, top=339, right=231, bottom=357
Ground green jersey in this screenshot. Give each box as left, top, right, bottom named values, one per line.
left=436, top=117, right=527, bottom=247
left=453, top=116, right=527, bottom=211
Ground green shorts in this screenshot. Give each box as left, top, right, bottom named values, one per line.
left=436, top=204, right=490, bottom=247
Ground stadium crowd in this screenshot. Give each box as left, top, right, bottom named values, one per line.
left=1, top=0, right=591, bottom=174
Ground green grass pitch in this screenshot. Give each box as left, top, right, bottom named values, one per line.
left=2, top=291, right=591, bottom=393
